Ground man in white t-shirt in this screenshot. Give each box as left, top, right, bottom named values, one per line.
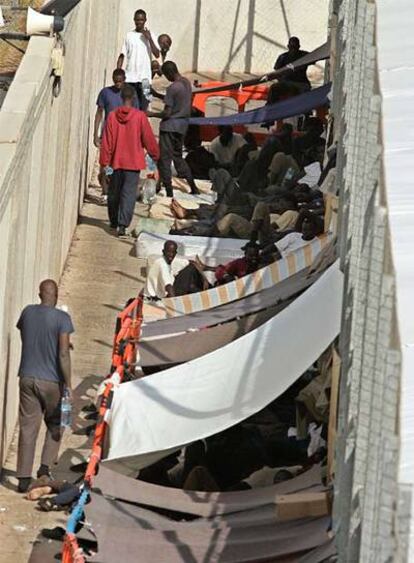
left=117, top=9, right=160, bottom=111
left=145, top=241, right=189, bottom=299
left=209, top=126, right=246, bottom=168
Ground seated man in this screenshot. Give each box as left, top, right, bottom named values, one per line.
left=144, top=240, right=191, bottom=299
left=184, top=126, right=218, bottom=180
left=147, top=242, right=263, bottom=299
left=195, top=242, right=263, bottom=285
left=273, top=36, right=311, bottom=93
left=209, top=125, right=246, bottom=169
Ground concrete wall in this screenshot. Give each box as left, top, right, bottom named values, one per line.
left=119, top=0, right=329, bottom=74
left=0, top=0, right=120, bottom=464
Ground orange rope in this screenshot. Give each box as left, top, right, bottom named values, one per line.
left=62, top=296, right=143, bottom=562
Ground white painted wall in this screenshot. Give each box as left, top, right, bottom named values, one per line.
left=118, top=0, right=329, bottom=74
left=0, top=0, right=120, bottom=463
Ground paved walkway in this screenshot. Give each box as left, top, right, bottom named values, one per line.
left=0, top=187, right=145, bottom=562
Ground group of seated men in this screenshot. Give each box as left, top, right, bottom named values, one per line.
left=145, top=111, right=334, bottom=300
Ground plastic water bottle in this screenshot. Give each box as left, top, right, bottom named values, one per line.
left=145, top=154, right=156, bottom=172
left=61, top=388, right=72, bottom=429
left=142, top=174, right=157, bottom=204
left=104, top=166, right=113, bottom=176
left=281, top=167, right=295, bottom=188
left=142, top=78, right=152, bottom=102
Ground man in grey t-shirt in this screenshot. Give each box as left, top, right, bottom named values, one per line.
left=15, top=279, right=74, bottom=493
left=149, top=60, right=199, bottom=197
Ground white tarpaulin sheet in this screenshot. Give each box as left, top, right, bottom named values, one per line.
left=104, top=262, right=343, bottom=474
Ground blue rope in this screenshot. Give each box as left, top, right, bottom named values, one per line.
left=66, top=486, right=90, bottom=534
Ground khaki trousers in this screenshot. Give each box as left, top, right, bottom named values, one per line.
left=17, top=377, right=63, bottom=478
left=216, top=202, right=272, bottom=242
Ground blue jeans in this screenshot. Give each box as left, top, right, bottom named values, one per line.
left=107, top=170, right=140, bottom=228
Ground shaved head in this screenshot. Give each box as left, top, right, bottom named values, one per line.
left=39, top=279, right=58, bottom=306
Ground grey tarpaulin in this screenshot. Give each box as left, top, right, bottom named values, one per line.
left=141, top=267, right=317, bottom=339
left=93, top=464, right=324, bottom=517
left=139, top=302, right=289, bottom=367
left=87, top=465, right=329, bottom=562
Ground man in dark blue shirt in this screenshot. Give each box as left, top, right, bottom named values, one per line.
left=94, top=68, right=139, bottom=148
left=94, top=69, right=139, bottom=202
left=16, top=279, right=74, bottom=493
left=274, top=36, right=310, bottom=93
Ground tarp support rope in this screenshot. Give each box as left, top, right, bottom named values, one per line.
left=61, top=295, right=144, bottom=563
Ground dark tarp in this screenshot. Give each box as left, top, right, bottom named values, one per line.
left=188, top=83, right=331, bottom=126
left=139, top=300, right=292, bottom=367
left=142, top=267, right=318, bottom=340
left=191, top=42, right=330, bottom=95
left=87, top=465, right=329, bottom=562
left=93, top=464, right=323, bottom=518
left=87, top=501, right=330, bottom=562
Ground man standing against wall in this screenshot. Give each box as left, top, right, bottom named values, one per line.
left=100, top=85, right=160, bottom=237
left=149, top=61, right=199, bottom=197
left=16, top=280, right=74, bottom=493
left=117, top=9, right=160, bottom=111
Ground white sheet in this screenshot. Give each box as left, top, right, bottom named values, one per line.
left=104, top=262, right=343, bottom=474
left=135, top=231, right=249, bottom=260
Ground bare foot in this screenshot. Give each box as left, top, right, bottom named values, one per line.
left=26, top=486, right=53, bottom=501
left=170, top=199, right=187, bottom=219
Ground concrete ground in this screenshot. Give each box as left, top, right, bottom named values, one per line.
left=0, top=181, right=146, bottom=562
left=0, top=71, right=269, bottom=561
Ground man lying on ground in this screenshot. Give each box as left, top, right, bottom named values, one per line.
left=269, top=212, right=324, bottom=259
left=215, top=198, right=300, bottom=241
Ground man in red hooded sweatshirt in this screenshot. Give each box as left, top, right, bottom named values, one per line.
left=100, top=84, right=160, bottom=236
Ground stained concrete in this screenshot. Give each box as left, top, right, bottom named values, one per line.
left=0, top=185, right=146, bottom=562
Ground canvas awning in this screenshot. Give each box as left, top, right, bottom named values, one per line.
left=104, top=262, right=343, bottom=474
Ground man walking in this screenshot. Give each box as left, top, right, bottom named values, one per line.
left=100, top=84, right=159, bottom=236
left=94, top=69, right=139, bottom=203
left=149, top=61, right=199, bottom=197
left=16, top=280, right=74, bottom=493
left=117, top=9, right=160, bottom=111
left=93, top=68, right=138, bottom=148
